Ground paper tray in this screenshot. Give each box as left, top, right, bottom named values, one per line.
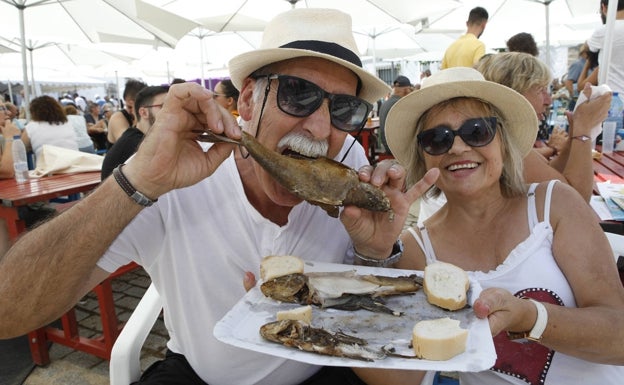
left=214, top=261, right=496, bottom=371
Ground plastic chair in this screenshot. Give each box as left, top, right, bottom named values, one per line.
left=109, top=283, right=162, bottom=385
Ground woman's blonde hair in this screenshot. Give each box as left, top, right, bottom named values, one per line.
left=475, top=51, right=551, bottom=94
left=407, top=98, right=526, bottom=199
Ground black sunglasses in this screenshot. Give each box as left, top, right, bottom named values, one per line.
left=417, top=117, right=498, bottom=155
left=254, top=74, right=372, bottom=132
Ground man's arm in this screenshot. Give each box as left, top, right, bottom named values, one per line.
left=0, top=179, right=141, bottom=337
left=0, top=83, right=241, bottom=338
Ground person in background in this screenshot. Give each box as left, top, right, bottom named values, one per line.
left=0, top=104, right=21, bottom=178
left=4, top=102, right=24, bottom=130
left=476, top=51, right=611, bottom=203
left=565, top=43, right=589, bottom=110
left=63, top=105, right=95, bottom=154
left=101, top=86, right=169, bottom=180
left=73, top=93, right=87, bottom=114
left=378, top=75, right=412, bottom=152
left=0, top=8, right=417, bottom=385
left=506, top=32, right=539, bottom=56
left=106, top=78, right=147, bottom=148
left=84, top=102, right=107, bottom=151
left=212, top=79, right=240, bottom=121
left=441, top=6, right=489, bottom=69
left=587, top=0, right=624, bottom=93
left=21, top=95, right=78, bottom=161
left=577, top=48, right=600, bottom=90
left=356, top=66, right=624, bottom=385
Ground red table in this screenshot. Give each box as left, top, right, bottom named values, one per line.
left=0, top=172, right=102, bottom=240
left=0, top=172, right=138, bottom=365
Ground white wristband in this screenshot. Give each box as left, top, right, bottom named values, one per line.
left=507, top=298, right=548, bottom=342
left=526, top=298, right=548, bottom=342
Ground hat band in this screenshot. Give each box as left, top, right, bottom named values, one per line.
left=279, top=40, right=362, bottom=68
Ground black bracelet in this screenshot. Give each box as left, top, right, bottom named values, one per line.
left=113, top=164, right=158, bottom=207
left=353, top=240, right=403, bottom=267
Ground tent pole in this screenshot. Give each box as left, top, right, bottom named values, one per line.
left=28, top=45, right=36, bottom=97
left=200, top=34, right=206, bottom=88
left=18, top=5, right=30, bottom=120
left=545, top=2, right=551, bottom=72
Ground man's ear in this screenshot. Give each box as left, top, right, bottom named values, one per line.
left=237, top=78, right=256, bottom=122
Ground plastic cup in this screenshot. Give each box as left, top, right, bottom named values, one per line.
left=602, top=121, right=617, bottom=153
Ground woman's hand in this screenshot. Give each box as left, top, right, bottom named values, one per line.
left=568, top=83, right=611, bottom=138
left=341, top=161, right=439, bottom=259
left=122, top=83, right=242, bottom=200
left=473, top=287, right=538, bottom=337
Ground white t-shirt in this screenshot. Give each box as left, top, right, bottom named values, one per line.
left=66, top=115, right=93, bottom=149
left=25, top=120, right=78, bottom=159
left=587, top=20, right=624, bottom=93
left=97, top=136, right=369, bottom=385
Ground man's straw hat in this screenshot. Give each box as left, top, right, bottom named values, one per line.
left=228, top=8, right=390, bottom=104
left=386, top=67, right=537, bottom=165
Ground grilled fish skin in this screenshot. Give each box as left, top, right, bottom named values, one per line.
left=196, top=130, right=391, bottom=217
left=260, top=271, right=422, bottom=315
left=259, top=319, right=385, bottom=361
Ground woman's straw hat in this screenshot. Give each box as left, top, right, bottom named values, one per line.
left=385, top=67, right=537, bottom=165
left=228, top=8, right=390, bottom=104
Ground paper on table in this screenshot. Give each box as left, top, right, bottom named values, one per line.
left=213, top=261, right=496, bottom=371
left=596, top=182, right=624, bottom=221
left=591, top=195, right=614, bottom=220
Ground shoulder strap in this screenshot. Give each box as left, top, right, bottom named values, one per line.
left=543, top=180, right=558, bottom=224
left=527, top=183, right=539, bottom=227
left=406, top=226, right=437, bottom=265
left=121, top=109, right=134, bottom=126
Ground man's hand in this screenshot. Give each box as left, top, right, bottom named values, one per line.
left=122, top=83, right=242, bottom=200
left=341, top=160, right=439, bottom=259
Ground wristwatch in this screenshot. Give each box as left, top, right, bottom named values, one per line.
left=353, top=240, right=404, bottom=267
left=572, top=135, right=591, bottom=142
left=507, top=298, right=548, bottom=342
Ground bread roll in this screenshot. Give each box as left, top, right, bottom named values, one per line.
left=260, top=255, right=304, bottom=281
left=412, top=317, right=468, bottom=360
left=276, top=305, right=312, bottom=324
left=423, top=261, right=469, bottom=311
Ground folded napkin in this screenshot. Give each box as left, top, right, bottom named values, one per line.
left=31, top=145, right=103, bottom=177
left=574, top=84, right=612, bottom=141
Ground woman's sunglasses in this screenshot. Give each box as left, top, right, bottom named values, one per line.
left=417, top=117, right=498, bottom=156
left=254, top=74, right=372, bottom=132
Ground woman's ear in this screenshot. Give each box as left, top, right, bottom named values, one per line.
left=237, top=78, right=256, bottom=122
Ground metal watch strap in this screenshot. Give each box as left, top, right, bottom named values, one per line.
left=507, top=298, right=548, bottom=342
left=353, top=239, right=403, bottom=267
left=113, top=164, right=157, bottom=207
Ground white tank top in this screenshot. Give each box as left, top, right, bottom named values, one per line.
left=408, top=180, right=624, bottom=385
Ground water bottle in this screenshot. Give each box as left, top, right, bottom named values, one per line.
left=607, top=92, right=624, bottom=150
left=607, top=92, right=624, bottom=131
left=11, top=135, right=29, bottom=183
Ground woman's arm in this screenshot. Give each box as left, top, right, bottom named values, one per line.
left=474, top=183, right=624, bottom=364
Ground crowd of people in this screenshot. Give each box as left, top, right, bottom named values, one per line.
left=0, top=2, right=623, bottom=385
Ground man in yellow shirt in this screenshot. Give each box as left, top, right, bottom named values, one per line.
left=441, top=6, right=489, bottom=69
